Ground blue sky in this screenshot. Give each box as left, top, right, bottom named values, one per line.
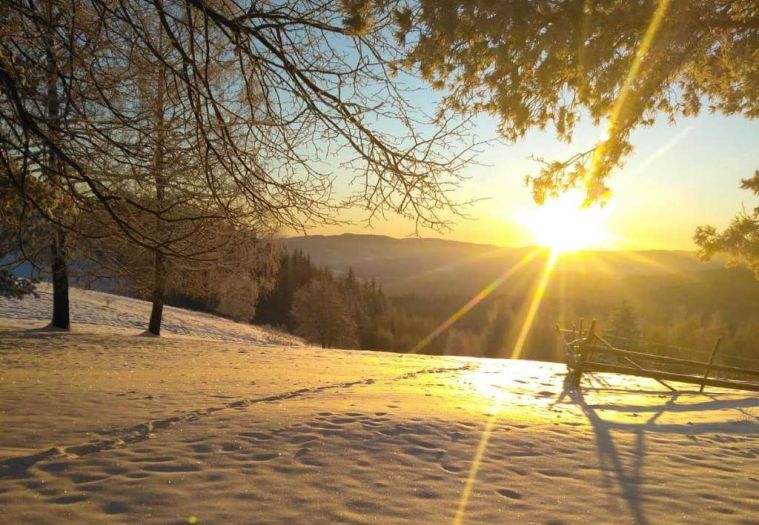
left=305, top=106, right=759, bottom=251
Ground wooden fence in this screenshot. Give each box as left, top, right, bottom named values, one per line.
left=557, top=320, right=759, bottom=393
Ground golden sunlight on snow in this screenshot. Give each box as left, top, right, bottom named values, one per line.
left=0, top=290, right=756, bottom=525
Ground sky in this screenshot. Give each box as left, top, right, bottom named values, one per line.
left=303, top=107, right=758, bottom=251
left=281, top=28, right=759, bottom=253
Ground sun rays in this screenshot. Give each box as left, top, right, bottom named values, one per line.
left=509, top=250, right=559, bottom=361
left=587, top=0, right=672, bottom=184
left=449, top=2, right=675, bottom=521
left=452, top=249, right=559, bottom=525
left=411, top=247, right=562, bottom=525
left=408, top=250, right=541, bottom=355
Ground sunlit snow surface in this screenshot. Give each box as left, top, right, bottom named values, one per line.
left=1, top=288, right=757, bottom=524
left=0, top=283, right=300, bottom=345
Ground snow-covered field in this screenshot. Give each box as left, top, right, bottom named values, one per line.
left=0, top=283, right=299, bottom=345
left=1, top=288, right=757, bottom=524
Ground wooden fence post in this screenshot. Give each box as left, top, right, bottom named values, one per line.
left=700, top=337, right=721, bottom=393
left=573, top=319, right=596, bottom=387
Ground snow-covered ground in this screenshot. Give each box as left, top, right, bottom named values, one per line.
left=1, top=288, right=757, bottom=524
left=0, top=283, right=299, bottom=345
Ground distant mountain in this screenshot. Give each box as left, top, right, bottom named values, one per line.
left=282, top=234, right=759, bottom=333
left=283, top=234, right=728, bottom=295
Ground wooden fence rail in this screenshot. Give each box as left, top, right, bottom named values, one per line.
left=557, top=322, right=759, bottom=393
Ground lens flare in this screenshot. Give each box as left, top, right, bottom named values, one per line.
left=453, top=251, right=558, bottom=525
left=454, top=2, right=673, bottom=522
left=408, top=250, right=539, bottom=354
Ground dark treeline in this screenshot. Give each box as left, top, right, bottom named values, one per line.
left=10, top=235, right=756, bottom=372
left=253, top=250, right=449, bottom=353
left=245, top=248, right=759, bottom=371
left=388, top=283, right=759, bottom=370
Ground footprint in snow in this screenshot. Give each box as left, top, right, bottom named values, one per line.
left=536, top=390, right=554, bottom=397
left=249, top=452, right=278, bottom=462
left=289, top=434, right=320, bottom=445
left=497, top=488, right=522, bottom=500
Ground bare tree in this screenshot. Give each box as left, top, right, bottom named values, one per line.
left=0, top=0, right=78, bottom=327
left=1, top=0, right=473, bottom=331
left=92, top=9, right=265, bottom=334
left=104, top=221, right=280, bottom=325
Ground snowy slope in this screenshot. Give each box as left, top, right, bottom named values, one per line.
left=0, top=283, right=299, bottom=345
left=0, top=289, right=757, bottom=524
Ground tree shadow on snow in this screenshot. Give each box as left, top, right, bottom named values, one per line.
left=554, top=373, right=758, bottom=525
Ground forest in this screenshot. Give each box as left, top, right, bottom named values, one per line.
left=138, top=242, right=759, bottom=372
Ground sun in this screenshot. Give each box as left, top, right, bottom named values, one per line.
left=520, top=190, right=612, bottom=252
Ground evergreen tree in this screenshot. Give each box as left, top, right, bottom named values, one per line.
left=407, top=1, right=758, bottom=204
left=610, top=300, right=641, bottom=340
left=255, top=250, right=316, bottom=330
left=292, top=278, right=358, bottom=349
left=481, top=303, right=513, bottom=358
left=695, top=171, right=759, bottom=280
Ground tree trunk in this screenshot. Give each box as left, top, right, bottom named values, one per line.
left=46, top=0, right=70, bottom=330
left=50, top=226, right=70, bottom=329
left=147, top=56, right=167, bottom=335
left=148, top=251, right=165, bottom=335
